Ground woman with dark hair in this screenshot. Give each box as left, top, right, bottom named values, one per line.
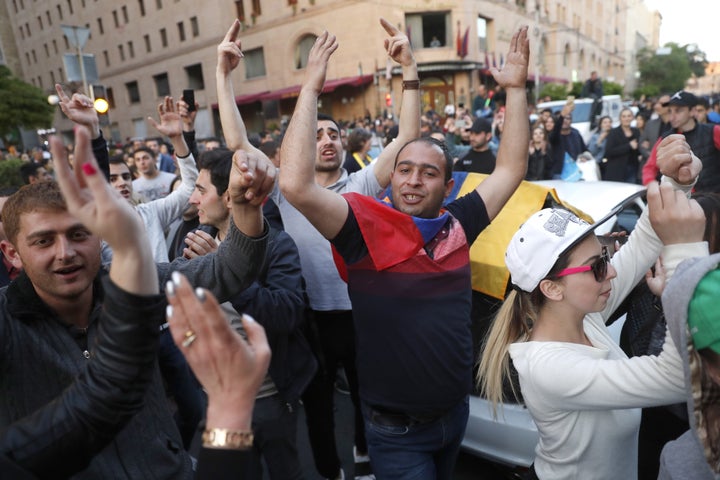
left=603, top=108, right=641, bottom=183
left=342, top=128, right=373, bottom=174
left=527, top=126, right=551, bottom=180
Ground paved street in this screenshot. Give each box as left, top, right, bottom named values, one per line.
left=292, top=390, right=509, bottom=480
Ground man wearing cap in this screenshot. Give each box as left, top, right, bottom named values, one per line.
left=452, top=117, right=497, bottom=174
left=658, top=254, right=720, bottom=479
left=642, top=90, right=720, bottom=192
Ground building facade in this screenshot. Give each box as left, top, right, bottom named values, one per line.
left=3, top=0, right=645, bottom=144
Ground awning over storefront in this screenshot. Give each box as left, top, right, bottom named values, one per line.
left=257, top=74, right=374, bottom=102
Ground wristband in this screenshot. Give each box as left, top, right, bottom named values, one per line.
left=402, top=80, right=420, bottom=91
left=202, top=428, right=254, bottom=450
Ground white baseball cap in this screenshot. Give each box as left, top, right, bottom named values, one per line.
left=505, top=208, right=600, bottom=292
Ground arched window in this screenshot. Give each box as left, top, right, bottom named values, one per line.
left=295, top=34, right=317, bottom=69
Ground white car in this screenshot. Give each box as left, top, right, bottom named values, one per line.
left=461, top=180, right=646, bottom=473
left=537, top=95, right=624, bottom=144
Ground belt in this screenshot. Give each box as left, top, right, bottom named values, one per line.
left=369, top=406, right=445, bottom=428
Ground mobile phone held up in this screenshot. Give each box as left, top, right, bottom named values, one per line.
left=183, top=89, right=196, bottom=112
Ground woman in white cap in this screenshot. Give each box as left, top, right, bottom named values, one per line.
left=478, top=173, right=708, bottom=478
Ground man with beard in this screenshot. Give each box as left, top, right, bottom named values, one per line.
left=214, top=18, right=420, bottom=480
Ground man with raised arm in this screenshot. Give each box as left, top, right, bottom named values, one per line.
left=216, top=18, right=420, bottom=480
left=279, top=25, right=530, bottom=478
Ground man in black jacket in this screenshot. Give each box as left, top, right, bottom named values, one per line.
left=0, top=126, right=273, bottom=479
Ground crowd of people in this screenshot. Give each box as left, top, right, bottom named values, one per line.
left=1, top=15, right=719, bottom=480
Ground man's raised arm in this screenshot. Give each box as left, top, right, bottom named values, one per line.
left=216, top=19, right=269, bottom=163
left=372, top=18, right=420, bottom=188
left=279, top=32, right=349, bottom=240
left=474, top=26, right=530, bottom=220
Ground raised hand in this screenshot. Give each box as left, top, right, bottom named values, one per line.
left=381, top=18, right=414, bottom=67
left=656, top=134, right=702, bottom=185
left=182, top=230, right=219, bottom=259
left=50, top=127, right=144, bottom=253
left=55, top=84, right=100, bottom=135
left=303, top=31, right=339, bottom=95
left=177, top=98, right=198, bottom=132
left=217, top=19, right=244, bottom=76
left=228, top=150, right=276, bottom=207
left=647, top=181, right=706, bottom=246
left=147, top=96, right=183, bottom=139
left=491, top=26, right=529, bottom=89
left=165, top=272, right=271, bottom=430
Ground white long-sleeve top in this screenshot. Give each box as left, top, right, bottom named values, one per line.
left=509, top=202, right=708, bottom=480
left=102, top=153, right=198, bottom=265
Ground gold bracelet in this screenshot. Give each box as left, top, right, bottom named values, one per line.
left=402, top=80, right=420, bottom=91
left=202, top=428, right=254, bottom=450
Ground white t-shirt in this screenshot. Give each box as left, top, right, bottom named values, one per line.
left=133, top=170, right=177, bottom=202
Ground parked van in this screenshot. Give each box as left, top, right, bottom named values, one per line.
left=537, top=95, right=623, bottom=144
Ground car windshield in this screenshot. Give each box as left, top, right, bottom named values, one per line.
left=548, top=102, right=592, bottom=123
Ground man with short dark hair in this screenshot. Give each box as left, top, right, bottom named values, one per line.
left=279, top=25, right=529, bottom=479
left=145, top=136, right=176, bottom=173
left=452, top=118, right=496, bottom=173
left=0, top=125, right=274, bottom=479
left=19, top=162, right=52, bottom=184
left=132, top=146, right=177, bottom=201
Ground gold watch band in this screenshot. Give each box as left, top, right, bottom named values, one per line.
left=202, top=428, right=254, bottom=450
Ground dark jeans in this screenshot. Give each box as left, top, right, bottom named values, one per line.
left=247, top=395, right=303, bottom=480
left=362, top=397, right=469, bottom=480
left=301, top=310, right=366, bottom=478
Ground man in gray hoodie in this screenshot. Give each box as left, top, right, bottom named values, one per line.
left=659, top=253, right=720, bottom=479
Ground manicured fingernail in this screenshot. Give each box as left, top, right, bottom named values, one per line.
left=165, top=280, right=175, bottom=296
left=81, top=163, right=97, bottom=175
left=166, top=305, right=173, bottom=318
left=195, top=287, right=206, bottom=303
left=171, top=271, right=181, bottom=286
left=242, top=314, right=255, bottom=323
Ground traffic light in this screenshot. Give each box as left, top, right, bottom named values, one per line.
left=92, top=85, right=110, bottom=126
left=385, top=92, right=392, bottom=107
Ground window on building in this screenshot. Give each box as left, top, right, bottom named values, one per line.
left=44, top=43, right=49, bottom=57
left=294, top=35, right=316, bottom=69
left=37, top=15, right=43, bottom=30
left=50, top=71, right=55, bottom=84
left=18, top=0, right=23, bottom=9
left=190, top=16, right=199, bottom=37
left=184, top=63, right=205, bottom=90
left=107, top=87, right=115, bottom=109
left=25, top=22, right=31, bottom=37
left=104, top=49, right=110, bottom=67
left=85, top=23, right=91, bottom=39
left=153, top=72, right=170, bottom=97
left=156, top=0, right=162, bottom=9
left=563, top=43, right=570, bottom=67
left=25, top=52, right=30, bottom=65
left=516, top=0, right=526, bottom=8
left=118, top=44, right=125, bottom=61
left=244, top=47, right=266, bottom=78
left=160, top=28, right=168, bottom=47
left=12, top=0, right=17, bottom=14
left=97, top=17, right=104, bottom=34
left=405, top=11, right=450, bottom=50
left=177, top=21, right=186, bottom=42
left=126, top=81, right=141, bottom=103
left=81, top=0, right=86, bottom=7
left=112, top=10, right=119, bottom=28
left=32, top=49, right=37, bottom=63
left=122, top=5, right=128, bottom=23
left=59, top=67, right=63, bottom=80
left=128, top=41, right=134, bottom=58
left=477, top=16, right=490, bottom=55
left=46, top=11, right=52, bottom=26
left=139, top=0, right=146, bottom=16
left=53, top=39, right=58, bottom=54
left=67, top=0, right=74, bottom=15
left=144, top=34, right=151, bottom=52
left=235, top=0, right=245, bottom=23
left=64, top=36, right=69, bottom=49
left=251, top=0, right=261, bottom=15
left=37, top=76, right=43, bottom=88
